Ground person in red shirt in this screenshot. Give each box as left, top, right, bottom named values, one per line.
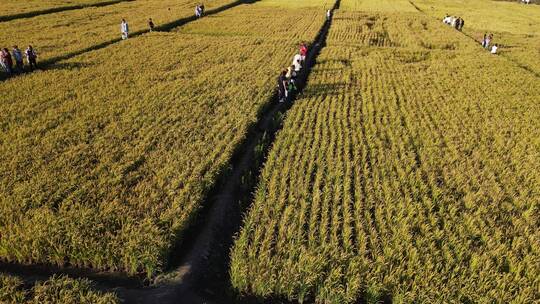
left=299, top=43, right=308, bottom=63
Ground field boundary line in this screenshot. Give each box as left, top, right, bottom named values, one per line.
left=0, top=0, right=135, bottom=23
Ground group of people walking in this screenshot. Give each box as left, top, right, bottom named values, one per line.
left=0, top=45, right=38, bottom=77
left=442, top=15, right=464, bottom=31
left=195, top=4, right=205, bottom=18
left=277, top=43, right=308, bottom=103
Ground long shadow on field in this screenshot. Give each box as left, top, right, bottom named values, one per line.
left=113, top=1, right=343, bottom=303
left=0, top=0, right=262, bottom=288
left=0, top=0, right=260, bottom=83
left=0, top=0, right=346, bottom=303
left=0, top=0, right=134, bottom=22
left=408, top=0, right=540, bottom=79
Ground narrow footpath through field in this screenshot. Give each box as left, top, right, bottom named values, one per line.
left=0, top=0, right=339, bottom=303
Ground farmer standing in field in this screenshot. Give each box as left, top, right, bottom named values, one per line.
left=12, top=46, right=23, bottom=73
left=121, top=19, right=129, bottom=39
left=25, top=45, right=38, bottom=70
left=148, top=18, right=155, bottom=32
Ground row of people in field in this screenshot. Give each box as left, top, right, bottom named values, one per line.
left=0, top=45, right=38, bottom=76
left=442, top=15, right=465, bottom=31
left=120, top=4, right=204, bottom=39
left=277, top=43, right=308, bottom=103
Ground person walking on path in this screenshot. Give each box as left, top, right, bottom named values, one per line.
left=25, top=45, right=38, bottom=71
left=1, top=48, right=13, bottom=75
left=299, top=43, right=308, bottom=64
left=12, top=46, right=23, bottom=73
left=278, top=69, right=288, bottom=103
left=195, top=5, right=201, bottom=18
left=326, top=9, right=331, bottom=21
left=292, top=53, right=302, bottom=72
left=121, top=19, right=129, bottom=40
left=148, top=18, right=155, bottom=32
left=200, top=3, right=205, bottom=15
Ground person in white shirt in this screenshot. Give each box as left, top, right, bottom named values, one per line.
left=292, top=54, right=302, bottom=72
left=491, top=44, right=498, bottom=54
left=326, top=9, right=331, bottom=21
left=121, top=19, right=129, bottom=40
left=443, top=15, right=451, bottom=24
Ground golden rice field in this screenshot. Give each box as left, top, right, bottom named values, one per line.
left=0, top=0, right=236, bottom=63
left=1, top=0, right=539, bottom=302
left=0, top=1, right=325, bottom=278
left=0, top=273, right=118, bottom=304
left=0, top=0, right=122, bottom=20
left=230, top=4, right=540, bottom=304
left=412, top=0, right=540, bottom=75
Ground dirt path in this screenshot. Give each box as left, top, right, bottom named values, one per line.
left=0, top=1, right=339, bottom=302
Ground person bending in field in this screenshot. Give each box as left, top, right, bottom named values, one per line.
left=121, top=19, right=129, bottom=40
left=25, top=45, right=38, bottom=71
left=292, top=53, right=302, bottom=73
left=299, top=43, right=308, bottom=64
left=148, top=18, right=155, bottom=32
left=491, top=44, right=498, bottom=54
left=12, top=46, right=23, bottom=73
left=278, top=69, right=287, bottom=103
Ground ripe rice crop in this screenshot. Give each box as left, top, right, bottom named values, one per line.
left=0, top=0, right=233, bottom=63
left=0, top=273, right=118, bottom=303
left=0, top=4, right=325, bottom=277
left=0, top=0, right=119, bottom=20
left=412, top=0, right=540, bottom=75
left=230, top=9, right=540, bottom=303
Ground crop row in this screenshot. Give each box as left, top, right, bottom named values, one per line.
left=0, top=273, right=118, bottom=304
left=0, top=3, right=325, bottom=277
left=230, top=10, right=540, bottom=303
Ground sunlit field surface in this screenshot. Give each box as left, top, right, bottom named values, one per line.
left=231, top=2, right=540, bottom=303
left=0, top=1, right=325, bottom=278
